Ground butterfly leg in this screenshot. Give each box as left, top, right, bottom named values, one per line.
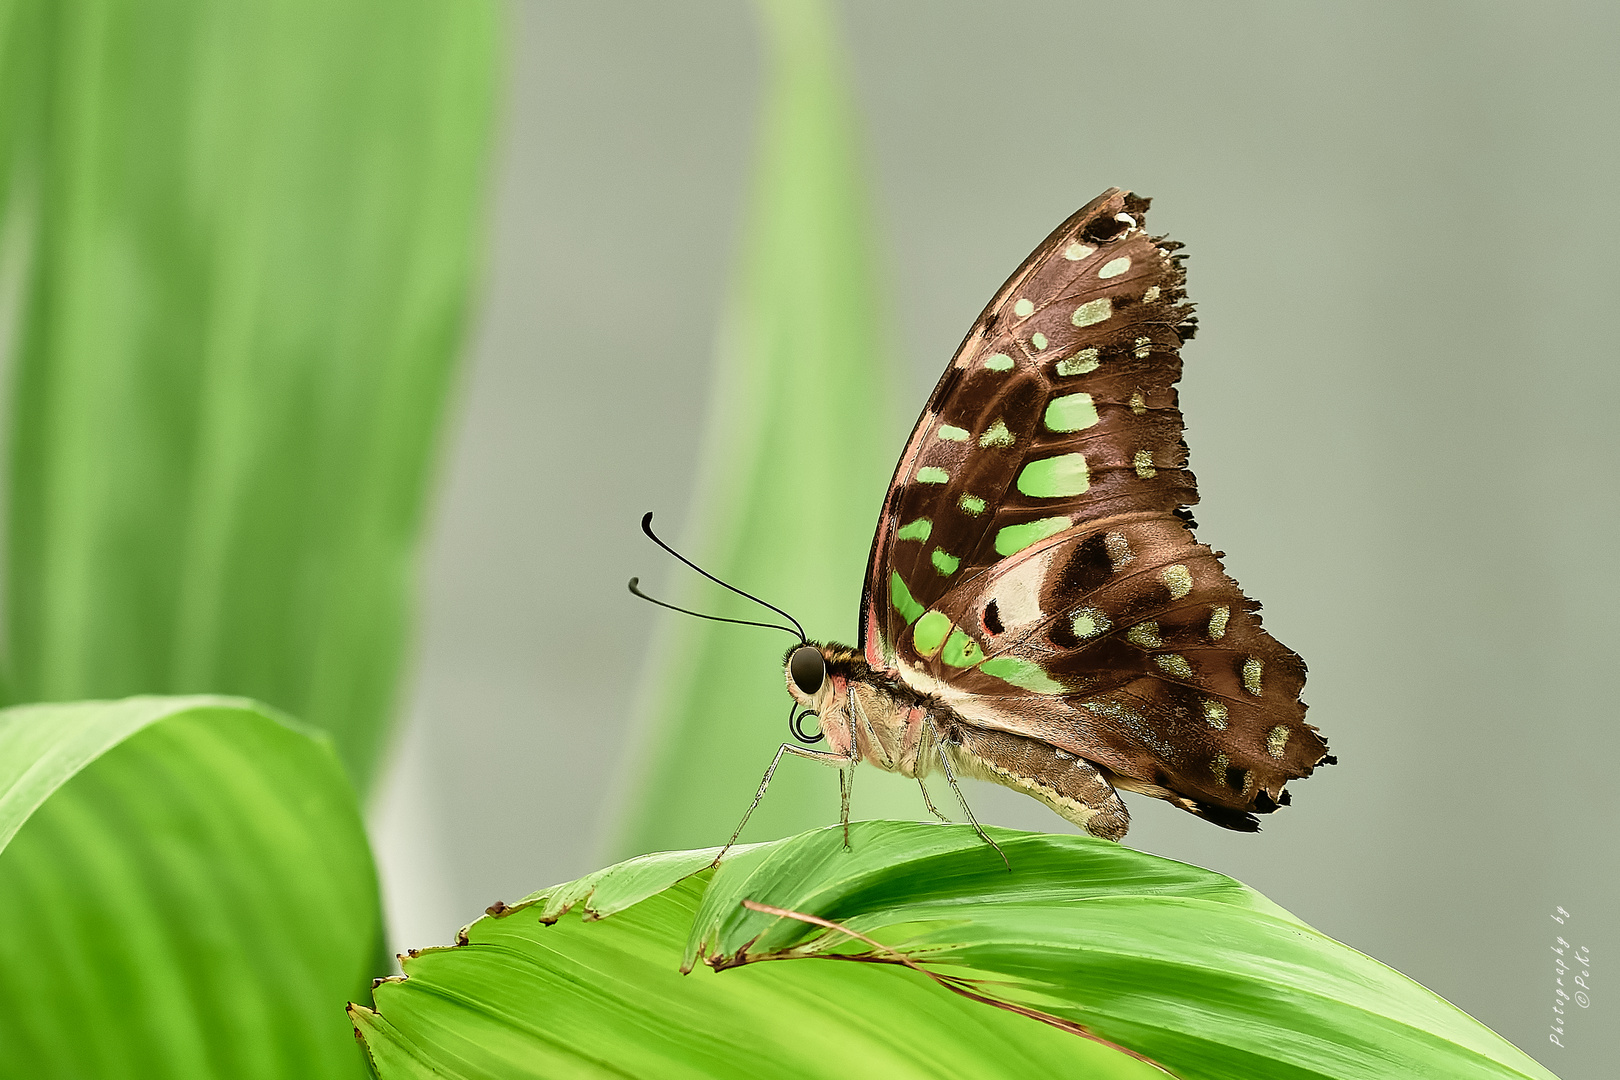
left=713, top=742, right=855, bottom=867
left=842, top=767, right=855, bottom=841
left=935, top=743, right=1011, bottom=871
left=838, top=762, right=856, bottom=850
left=915, top=777, right=953, bottom=824
left=838, top=760, right=862, bottom=849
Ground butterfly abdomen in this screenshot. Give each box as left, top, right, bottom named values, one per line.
left=946, top=725, right=1131, bottom=840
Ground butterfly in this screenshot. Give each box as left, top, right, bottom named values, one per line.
left=637, top=188, right=1332, bottom=852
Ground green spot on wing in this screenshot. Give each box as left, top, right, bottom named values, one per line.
left=937, top=424, right=969, bottom=441
left=1043, top=392, right=1099, bottom=433
left=984, top=353, right=1014, bottom=371
left=915, top=466, right=949, bottom=484
left=1156, top=653, right=1195, bottom=679
left=1017, top=453, right=1090, bottom=498
left=930, top=548, right=960, bottom=575
left=979, top=656, right=1065, bottom=693
left=1071, top=297, right=1112, bottom=327
left=1071, top=607, right=1110, bottom=639
left=958, top=494, right=986, bottom=516
left=896, top=518, right=932, bottom=542
left=912, top=610, right=951, bottom=657
left=1056, top=348, right=1099, bottom=376
left=994, top=516, right=1070, bottom=556
left=978, top=420, right=1014, bottom=448
left=941, top=629, right=983, bottom=668
left=889, top=572, right=924, bottom=625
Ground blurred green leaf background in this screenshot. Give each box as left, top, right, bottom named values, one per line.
left=608, top=0, right=913, bottom=859
left=0, top=0, right=499, bottom=794
left=0, top=1, right=500, bottom=1076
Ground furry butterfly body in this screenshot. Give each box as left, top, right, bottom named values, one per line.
left=782, top=189, right=1331, bottom=840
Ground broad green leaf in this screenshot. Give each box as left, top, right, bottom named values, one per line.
left=610, top=0, right=911, bottom=857
left=0, top=0, right=501, bottom=792
left=356, top=822, right=1558, bottom=1080
left=0, top=696, right=381, bottom=1080
left=353, top=872, right=1154, bottom=1079
left=689, top=823, right=1559, bottom=1080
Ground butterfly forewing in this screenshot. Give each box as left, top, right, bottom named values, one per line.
left=860, top=188, right=1328, bottom=828
left=869, top=191, right=1195, bottom=655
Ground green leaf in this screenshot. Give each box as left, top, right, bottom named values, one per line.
left=609, top=0, right=911, bottom=857
left=0, top=696, right=381, bottom=1080
left=356, top=822, right=1559, bottom=1080
left=353, top=868, right=1153, bottom=1079
left=0, top=0, right=501, bottom=792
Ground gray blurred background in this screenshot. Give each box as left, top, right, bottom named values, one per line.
left=370, top=2, right=1618, bottom=1076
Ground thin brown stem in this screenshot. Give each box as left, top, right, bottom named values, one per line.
left=739, top=899, right=1178, bottom=1077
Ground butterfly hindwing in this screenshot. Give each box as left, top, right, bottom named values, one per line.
left=921, top=517, right=1322, bottom=822
left=859, top=188, right=1329, bottom=828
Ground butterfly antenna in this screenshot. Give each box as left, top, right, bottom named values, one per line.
left=627, top=578, right=802, bottom=638
left=637, top=512, right=808, bottom=640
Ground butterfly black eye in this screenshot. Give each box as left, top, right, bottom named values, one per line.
left=788, top=646, right=825, bottom=696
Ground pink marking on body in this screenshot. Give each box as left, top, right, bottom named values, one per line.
left=899, top=706, right=925, bottom=771
left=821, top=674, right=855, bottom=757
left=864, top=603, right=885, bottom=667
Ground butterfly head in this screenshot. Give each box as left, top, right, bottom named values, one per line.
left=781, top=641, right=833, bottom=744
left=780, top=640, right=872, bottom=748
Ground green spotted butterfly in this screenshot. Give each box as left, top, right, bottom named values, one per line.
left=771, top=188, right=1333, bottom=848
left=642, top=188, right=1332, bottom=852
